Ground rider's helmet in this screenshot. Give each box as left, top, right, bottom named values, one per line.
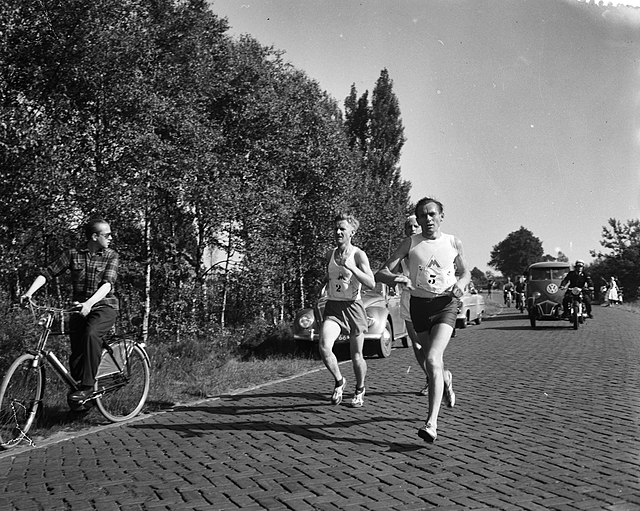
left=575, top=259, right=585, bottom=269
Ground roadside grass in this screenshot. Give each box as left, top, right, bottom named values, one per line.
left=605, top=299, right=640, bottom=314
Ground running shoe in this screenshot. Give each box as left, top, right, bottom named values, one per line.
left=443, top=370, right=456, bottom=408
left=417, top=423, right=437, bottom=443
left=350, top=387, right=365, bottom=408
left=331, top=377, right=346, bottom=405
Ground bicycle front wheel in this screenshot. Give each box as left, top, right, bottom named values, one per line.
left=0, top=354, right=44, bottom=449
left=95, top=341, right=150, bottom=422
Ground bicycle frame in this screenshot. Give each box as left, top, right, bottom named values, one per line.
left=28, top=302, right=81, bottom=391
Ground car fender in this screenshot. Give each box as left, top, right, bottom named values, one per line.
left=365, top=305, right=388, bottom=335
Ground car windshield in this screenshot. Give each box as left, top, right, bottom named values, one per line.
left=529, top=267, right=569, bottom=281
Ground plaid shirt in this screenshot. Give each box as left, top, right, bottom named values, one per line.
left=42, top=247, right=119, bottom=310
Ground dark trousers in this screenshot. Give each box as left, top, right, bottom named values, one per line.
left=69, top=306, right=117, bottom=387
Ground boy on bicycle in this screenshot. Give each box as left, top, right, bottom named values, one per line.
left=21, top=218, right=119, bottom=402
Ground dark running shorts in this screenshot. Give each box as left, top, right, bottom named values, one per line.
left=409, top=295, right=459, bottom=334
left=323, top=300, right=368, bottom=336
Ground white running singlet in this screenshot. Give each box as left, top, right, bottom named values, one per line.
left=408, top=233, right=458, bottom=298
left=327, top=248, right=362, bottom=301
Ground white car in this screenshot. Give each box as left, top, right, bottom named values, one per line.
left=456, top=284, right=485, bottom=329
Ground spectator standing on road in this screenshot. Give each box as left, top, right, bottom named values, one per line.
left=605, top=276, right=619, bottom=306
left=486, top=280, right=493, bottom=297
left=319, top=213, right=375, bottom=408
left=20, top=218, right=119, bottom=402
left=559, top=259, right=594, bottom=318
left=376, top=197, right=471, bottom=443
left=398, top=215, right=429, bottom=396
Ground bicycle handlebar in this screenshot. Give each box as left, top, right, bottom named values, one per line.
left=22, top=297, right=81, bottom=315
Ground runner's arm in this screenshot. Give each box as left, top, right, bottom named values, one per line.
left=346, top=249, right=375, bottom=290
left=375, top=237, right=412, bottom=288
left=450, top=237, right=471, bottom=297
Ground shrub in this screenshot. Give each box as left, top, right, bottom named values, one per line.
left=0, top=293, right=37, bottom=372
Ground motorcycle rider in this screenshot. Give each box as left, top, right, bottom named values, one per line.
left=503, top=277, right=515, bottom=306
left=559, top=259, right=594, bottom=319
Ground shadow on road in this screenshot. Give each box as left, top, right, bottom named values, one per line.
left=130, top=411, right=425, bottom=451
left=130, top=389, right=430, bottom=451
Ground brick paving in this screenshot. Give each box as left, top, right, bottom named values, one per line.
left=1, top=305, right=640, bottom=510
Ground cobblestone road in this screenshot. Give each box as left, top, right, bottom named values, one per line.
left=1, top=305, right=639, bottom=510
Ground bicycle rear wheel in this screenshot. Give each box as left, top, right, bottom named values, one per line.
left=95, top=340, right=150, bottom=422
left=0, top=354, right=44, bottom=449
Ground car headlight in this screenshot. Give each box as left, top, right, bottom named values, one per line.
left=298, top=311, right=315, bottom=329
left=532, top=292, right=541, bottom=299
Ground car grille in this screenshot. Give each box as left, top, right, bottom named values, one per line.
left=536, top=300, right=559, bottom=315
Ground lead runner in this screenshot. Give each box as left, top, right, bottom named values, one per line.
left=376, top=197, right=471, bottom=443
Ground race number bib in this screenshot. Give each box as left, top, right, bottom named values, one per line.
left=332, top=275, right=355, bottom=299
left=416, top=264, right=450, bottom=293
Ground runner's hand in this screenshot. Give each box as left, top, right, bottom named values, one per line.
left=394, top=275, right=414, bottom=290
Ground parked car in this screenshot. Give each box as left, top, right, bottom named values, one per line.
left=456, top=284, right=485, bottom=329
left=526, top=261, right=571, bottom=328
left=292, top=282, right=408, bottom=358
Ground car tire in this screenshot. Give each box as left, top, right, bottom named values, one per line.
left=474, top=312, right=483, bottom=325
left=458, top=313, right=468, bottom=329
left=401, top=336, right=410, bottom=348
left=375, top=319, right=393, bottom=358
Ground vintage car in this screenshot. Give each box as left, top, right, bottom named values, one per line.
left=526, top=261, right=571, bottom=328
left=456, top=283, right=486, bottom=329
left=292, top=282, right=408, bottom=358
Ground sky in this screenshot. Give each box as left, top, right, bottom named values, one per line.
left=208, top=0, right=640, bottom=273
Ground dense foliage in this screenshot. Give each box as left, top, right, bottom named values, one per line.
left=488, top=227, right=544, bottom=279
left=588, top=218, right=640, bottom=301
left=0, top=0, right=412, bottom=344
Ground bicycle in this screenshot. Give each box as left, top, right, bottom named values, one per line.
left=0, top=299, right=151, bottom=449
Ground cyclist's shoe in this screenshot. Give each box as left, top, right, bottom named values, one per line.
left=419, top=381, right=429, bottom=396
left=69, top=387, right=93, bottom=401
left=350, top=387, right=365, bottom=408
left=417, top=423, right=437, bottom=443
left=331, top=378, right=346, bottom=405
left=443, top=370, right=456, bottom=408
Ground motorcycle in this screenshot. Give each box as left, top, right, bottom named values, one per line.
left=504, top=289, right=513, bottom=307
left=567, top=287, right=587, bottom=330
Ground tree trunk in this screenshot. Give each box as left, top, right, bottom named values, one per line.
left=142, top=213, right=151, bottom=344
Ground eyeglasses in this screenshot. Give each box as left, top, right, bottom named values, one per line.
left=97, top=233, right=113, bottom=239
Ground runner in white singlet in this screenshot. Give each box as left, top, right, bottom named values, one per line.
left=376, top=197, right=471, bottom=443
left=319, top=213, right=375, bottom=408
